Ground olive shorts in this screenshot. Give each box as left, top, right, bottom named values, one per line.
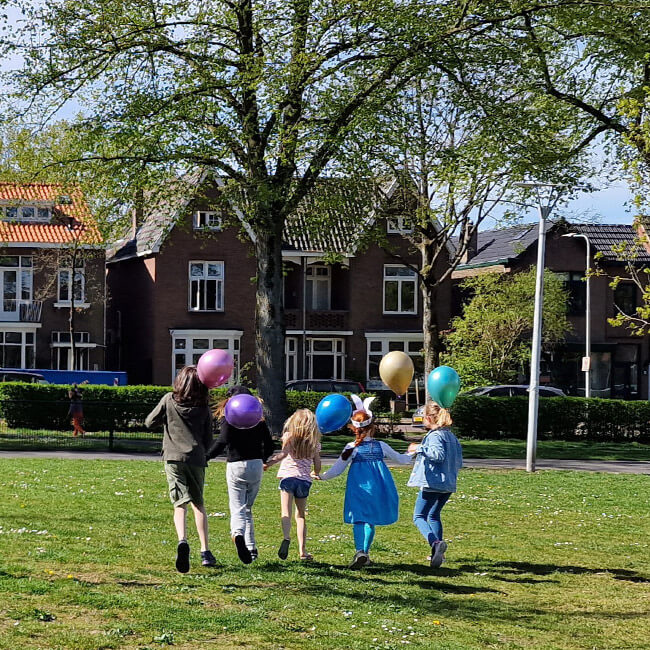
left=164, top=461, right=205, bottom=508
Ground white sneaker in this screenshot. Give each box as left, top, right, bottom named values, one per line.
left=430, top=541, right=447, bottom=568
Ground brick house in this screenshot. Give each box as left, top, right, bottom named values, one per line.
left=0, top=183, right=105, bottom=371
left=453, top=221, right=650, bottom=399
left=106, top=174, right=451, bottom=389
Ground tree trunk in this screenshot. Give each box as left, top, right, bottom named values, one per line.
left=254, top=221, right=287, bottom=434
left=421, top=246, right=443, bottom=390
left=69, top=246, right=77, bottom=371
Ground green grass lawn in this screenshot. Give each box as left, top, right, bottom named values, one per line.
left=0, top=460, right=648, bottom=649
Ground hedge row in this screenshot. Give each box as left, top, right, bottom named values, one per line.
left=451, top=395, right=650, bottom=443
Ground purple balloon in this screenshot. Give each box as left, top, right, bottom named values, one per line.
left=197, top=349, right=234, bottom=388
left=225, top=394, right=264, bottom=429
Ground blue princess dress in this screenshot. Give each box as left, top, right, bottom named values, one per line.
left=322, top=439, right=413, bottom=525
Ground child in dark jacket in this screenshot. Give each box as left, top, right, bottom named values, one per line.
left=207, top=385, right=275, bottom=564
left=145, top=366, right=215, bottom=573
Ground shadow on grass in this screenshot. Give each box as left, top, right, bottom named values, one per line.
left=455, top=559, right=650, bottom=584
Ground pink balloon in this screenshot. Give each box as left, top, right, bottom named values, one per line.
left=197, top=349, right=234, bottom=388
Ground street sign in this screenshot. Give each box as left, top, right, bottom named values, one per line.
left=582, top=356, right=591, bottom=372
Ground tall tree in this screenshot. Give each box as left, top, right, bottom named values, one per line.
left=0, top=0, right=616, bottom=428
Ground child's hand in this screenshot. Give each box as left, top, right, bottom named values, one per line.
left=310, top=471, right=321, bottom=480
left=408, top=442, right=420, bottom=455
left=263, top=464, right=269, bottom=471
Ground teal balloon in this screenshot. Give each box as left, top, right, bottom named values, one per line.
left=427, top=366, right=461, bottom=408
left=315, top=394, right=352, bottom=434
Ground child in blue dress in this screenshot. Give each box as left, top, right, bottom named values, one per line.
left=320, top=396, right=414, bottom=569
left=407, top=401, right=463, bottom=568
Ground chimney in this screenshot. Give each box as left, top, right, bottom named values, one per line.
left=635, top=216, right=650, bottom=254
left=460, top=224, right=478, bottom=264
left=132, top=187, right=145, bottom=239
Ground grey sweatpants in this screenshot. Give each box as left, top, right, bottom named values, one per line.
left=226, top=459, right=264, bottom=550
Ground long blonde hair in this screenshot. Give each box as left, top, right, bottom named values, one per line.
left=282, top=409, right=321, bottom=459
left=424, top=401, right=453, bottom=429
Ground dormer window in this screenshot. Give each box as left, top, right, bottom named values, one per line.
left=193, top=210, right=222, bottom=230
left=2, top=205, right=52, bottom=223
left=387, top=217, right=413, bottom=234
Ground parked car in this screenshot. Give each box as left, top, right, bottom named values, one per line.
left=0, top=370, right=47, bottom=384
left=411, top=384, right=565, bottom=427
left=286, top=379, right=365, bottom=393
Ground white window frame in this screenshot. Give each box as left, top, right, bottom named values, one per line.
left=387, top=217, right=413, bottom=234
left=285, top=336, right=298, bottom=381
left=383, top=264, right=418, bottom=315
left=2, top=205, right=52, bottom=223
left=306, top=337, right=345, bottom=380
left=56, top=265, right=87, bottom=307
left=365, top=333, right=423, bottom=390
left=188, top=261, right=225, bottom=312
left=50, top=331, right=95, bottom=370
left=0, top=328, right=37, bottom=368
left=171, top=329, right=242, bottom=384
left=305, top=264, right=331, bottom=310
left=193, top=210, right=222, bottom=231
left=0, top=256, right=34, bottom=316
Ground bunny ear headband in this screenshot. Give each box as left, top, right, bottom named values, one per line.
left=350, top=394, right=376, bottom=428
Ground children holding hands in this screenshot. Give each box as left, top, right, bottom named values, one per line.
left=264, top=409, right=322, bottom=561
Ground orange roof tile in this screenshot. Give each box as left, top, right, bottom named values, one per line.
left=0, top=183, right=102, bottom=245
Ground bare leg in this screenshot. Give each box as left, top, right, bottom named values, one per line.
left=190, top=503, right=209, bottom=551
left=173, top=505, right=187, bottom=541
left=294, top=497, right=308, bottom=557
left=280, top=490, right=293, bottom=541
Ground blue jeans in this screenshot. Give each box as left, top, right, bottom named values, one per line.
left=413, top=490, right=451, bottom=546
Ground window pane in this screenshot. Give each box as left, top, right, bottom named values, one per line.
left=206, top=280, right=217, bottom=310
left=6, top=332, right=21, bottom=344
left=0, top=256, right=18, bottom=267
left=368, top=355, right=382, bottom=380
left=21, top=270, right=32, bottom=300
left=193, top=338, right=209, bottom=349
left=4, top=345, right=20, bottom=368
left=401, top=281, right=415, bottom=312
left=207, top=263, right=222, bottom=278
left=192, top=353, right=203, bottom=365
left=37, top=207, right=50, bottom=221
left=25, top=345, right=35, bottom=369
left=408, top=341, right=422, bottom=353
left=384, top=281, right=398, bottom=311
left=73, top=271, right=84, bottom=302
left=175, top=353, right=186, bottom=371
left=21, top=207, right=35, bottom=220
left=212, top=338, right=228, bottom=349
left=389, top=341, right=404, bottom=352
left=26, top=332, right=34, bottom=344
left=384, top=267, right=399, bottom=277
left=21, top=256, right=32, bottom=267
left=5, top=208, right=17, bottom=221
left=190, top=263, right=204, bottom=278
left=175, top=338, right=186, bottom=350
left=369, top=341, right=382, bottom=352
left=397, top=267, right=416, bottom=277
left=305, top=281, right=314, bottom=309
left=59, top=270, right=70, bottom=301
left=312, top=340, right=333, bottom=352
left=314, top=280, right=329, bottom=310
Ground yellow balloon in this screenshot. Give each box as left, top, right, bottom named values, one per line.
left=379, top=351, right=414, bottom=396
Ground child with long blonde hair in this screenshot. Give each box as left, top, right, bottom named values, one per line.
left=407, top=401, right=463, bottom=568
left=264, top=409, right=321, bottom=560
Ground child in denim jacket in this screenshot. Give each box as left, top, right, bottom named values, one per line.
left=407, top=401, right=463, bottom=568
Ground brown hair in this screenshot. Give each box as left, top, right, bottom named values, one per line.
left=341, top=411, right=376, bottom=460
left=172, top=366, right=209, bottom=406
left=281, top=409, right=321, bottom=459
left=423, top=401, right=453, bottom=429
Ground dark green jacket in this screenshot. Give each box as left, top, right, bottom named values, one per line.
left=145, top=393, right=213, bottom=466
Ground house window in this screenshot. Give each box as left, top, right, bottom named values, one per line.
left=613, top=283, right=637, bottom=316
left=171, top=330, right=241, bottom=382
left=306, top=337, right=345, bottom=380
left=0, top=329, right=36, bottom=368
left=193, top=211, right=222, bottom=230
left=366, top=335, right=423, bottom=390
left=2, top=205, right=51, bottom=222
left=189, top=261, right=224, bottom=311
left=558, top=272, right=585, bottom=316
left=305, top=265, right=331, bottom=310
left=58, top=265, right=85, bottom=304
left=50, top=331, right=93, bottom=370
left=0, top=256, right=33, bottom=318
left=383, top=265, right=417, bottom=314
left=286, top=337, right=298, bottom=381
left=387, top=217, right=413, bottom=234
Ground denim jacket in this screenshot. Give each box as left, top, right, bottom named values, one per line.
left=407, top=427, right=463, bottom=492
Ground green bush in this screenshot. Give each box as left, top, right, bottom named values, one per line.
left=451, top=395, right=650, bottom=443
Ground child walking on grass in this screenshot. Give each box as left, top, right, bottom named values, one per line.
left=407, top=401, right=463, bottom=568
left=145, top=366, right=216, bottom=573
left=207, top=385, right=275, bottom=564
left=264, top=409, right=321, bottom=561
left=319, top=396, right=414, bottom=569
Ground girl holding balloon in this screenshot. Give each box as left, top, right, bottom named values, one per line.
left=207, top=385, right=275, bottom=564
left=319, top=396, right=414, bottom=569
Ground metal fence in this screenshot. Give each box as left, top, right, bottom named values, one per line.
left=0, top=400, right=164, bottom=452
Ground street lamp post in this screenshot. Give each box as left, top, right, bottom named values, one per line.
left=515, top=182, right=560, bottom=473
left=562, top=233, right=592, bottom=398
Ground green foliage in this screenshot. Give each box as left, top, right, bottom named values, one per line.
left=451, top=395, right=650, bottom=444
left=444, top=269, right=571, bottom=387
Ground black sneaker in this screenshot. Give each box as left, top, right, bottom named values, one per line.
left=250, top=548, right=258, bottom=561
left=175, top=540, right=190, bottom=573
left=234, top=535, right=252, bottom=564
left=201, top=550, right=217, bottom=567
left=430, top=540, right=447, bottom=568
left=278, top=539, right=290, bottom=560
left=348, top=550, right=369, bottom=570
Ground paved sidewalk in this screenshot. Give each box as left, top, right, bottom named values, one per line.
left=0, top=450, right=649, bottom=474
